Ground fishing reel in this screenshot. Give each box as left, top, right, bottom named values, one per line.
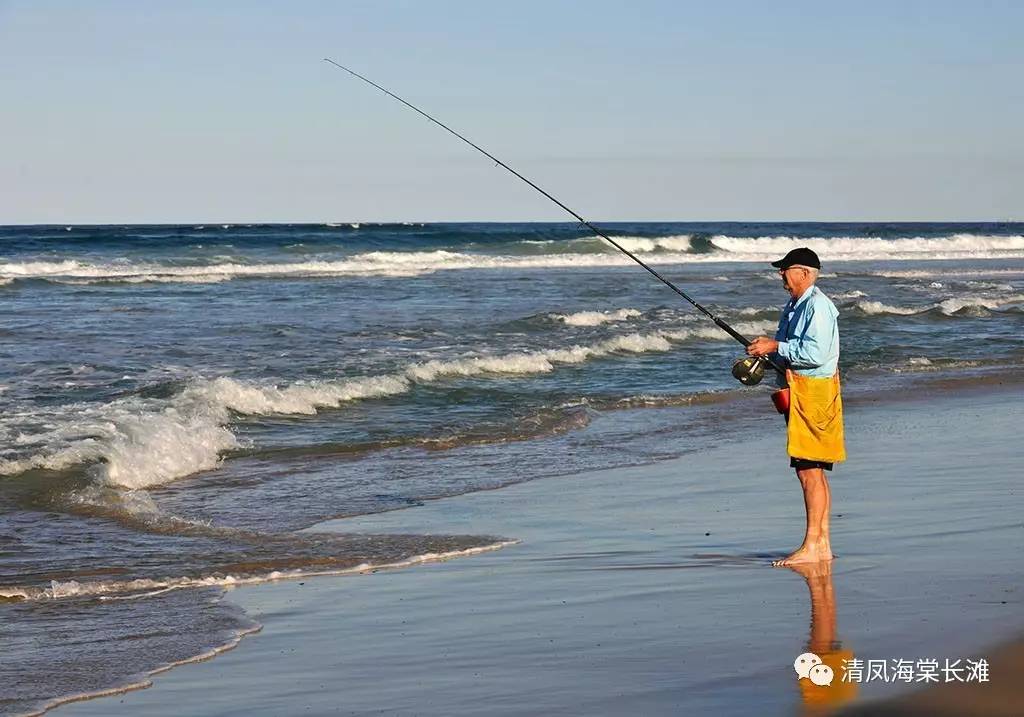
left=731, top=356, right=767, bottom=386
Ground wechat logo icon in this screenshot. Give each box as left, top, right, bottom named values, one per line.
left=794, top=653, right=834, bottom=686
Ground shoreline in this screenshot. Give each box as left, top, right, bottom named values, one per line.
left=14, top=543, right=521, bottom=717
left=17, top=622, right=263, bottom=717
left=53, top=377, right=1024, bottom=716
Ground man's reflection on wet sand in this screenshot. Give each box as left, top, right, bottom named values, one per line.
left=788, top=561, right=857, bottom=714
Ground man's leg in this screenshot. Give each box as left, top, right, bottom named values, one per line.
left=772, top=466, right=834, bottom=566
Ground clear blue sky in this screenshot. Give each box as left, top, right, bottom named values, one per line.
left=1, top=1, right=1021, bottom=223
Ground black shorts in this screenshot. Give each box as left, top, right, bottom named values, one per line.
left=790, top=458, right=833, bottom=471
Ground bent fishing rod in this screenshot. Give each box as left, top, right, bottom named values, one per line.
left=323, top=58, right=785, bottom=383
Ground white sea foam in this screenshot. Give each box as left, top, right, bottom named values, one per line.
left=0, top=259, right=86, bottom=276
left=181, top=374, right=412, bottom=416
left=0, top=540, right=517, bottom=602
left=549, top=308, right=642, bottom=326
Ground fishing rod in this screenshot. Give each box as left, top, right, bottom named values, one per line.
left=323, top=58, right=784, bottom=385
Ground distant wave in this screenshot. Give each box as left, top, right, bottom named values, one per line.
left=704, top=233, right=1024, bottom=259
left=4, top=233, right=1023, bottom=285
left=537, top=232, right=1024, bottom=259
left=1, top=252, right=707, bottom=285
left=0, top=320, right=773, bottom=488
left=0, top=256, right=440, bottom=283
left=864, top=268, right=1024, bottom=279
left=853, top=294, right=1024, bottom=316
left=59, top=274, right=234, bottom=285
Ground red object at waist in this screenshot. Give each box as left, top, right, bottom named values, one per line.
left=771, top=388, right=790, bottom=415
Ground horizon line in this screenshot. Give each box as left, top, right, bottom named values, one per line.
left=3, top=218, right=1022, bottom=228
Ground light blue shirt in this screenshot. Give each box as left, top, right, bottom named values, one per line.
left=772, top=284, right=840, bottom=379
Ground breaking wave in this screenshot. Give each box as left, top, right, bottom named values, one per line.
left=0, top=321, right=773, bottom=488
left=860, top=267, right=1024, bottom=279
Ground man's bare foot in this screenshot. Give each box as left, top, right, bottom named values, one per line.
left=771, top=540, right=833, bottom=567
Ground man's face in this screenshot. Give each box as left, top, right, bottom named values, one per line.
left=779, top=267, right=794, bottom=292
left=779, top=266, right=807, bottom=296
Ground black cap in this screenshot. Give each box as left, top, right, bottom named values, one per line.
left=771, top=247, right=821, bottom=270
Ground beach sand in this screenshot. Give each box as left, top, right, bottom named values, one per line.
left=57, top=379, right=1023, bottom=716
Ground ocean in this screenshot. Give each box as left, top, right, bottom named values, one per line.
left=1, top=221, right=1023, bottom=714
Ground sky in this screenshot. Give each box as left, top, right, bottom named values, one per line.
left=1, top=0, right=1022, bottom=223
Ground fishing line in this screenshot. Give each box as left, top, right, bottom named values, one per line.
left=323, top=58, right=785, bottom=380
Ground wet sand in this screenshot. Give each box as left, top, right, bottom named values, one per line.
left=57, top=381, right=1023, bottom=716
left=836, top=631, right=1024, bottom=716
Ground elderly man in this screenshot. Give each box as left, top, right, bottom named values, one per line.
left=746, top=247, right=845, bottom=566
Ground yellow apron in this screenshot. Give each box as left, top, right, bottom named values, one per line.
left=786, top=370, right=846, bottom=464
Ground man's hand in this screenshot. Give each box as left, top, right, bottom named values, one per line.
left=746, top=336, right=779, bottom=357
